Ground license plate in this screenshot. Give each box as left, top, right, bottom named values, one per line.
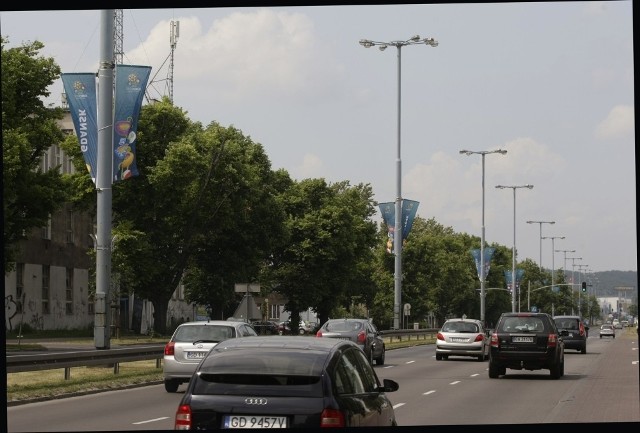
left=567, top=333, right=573, bottom=337
left=451, top=337, right=468, bottom=342
left=186, top=351, right=206, bottom=360
left=223, top=415, right=288, bottom=429
left=512, top=336, right=534, bottom=343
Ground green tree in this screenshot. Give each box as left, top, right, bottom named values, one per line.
left=2, top=37, right=69, bottom=273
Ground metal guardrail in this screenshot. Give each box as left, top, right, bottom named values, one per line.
left=6, top=330, right=439, bottom=379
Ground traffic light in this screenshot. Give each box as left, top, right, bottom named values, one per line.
left=581, top=281, right=587, bottom=292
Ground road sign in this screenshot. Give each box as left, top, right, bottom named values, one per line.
left=234, top=283, right=260, bottom=293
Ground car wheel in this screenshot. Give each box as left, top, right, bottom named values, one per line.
left=164, top=379, right=179, bottom=393
left=299, top=328, right=305, bottom=335
left=600, top=335, right=602, bottom=339
left=435, top=353, right=442, bottom=361
left=376, top=349, right=386, bottom=366
left=581, top=344, right=586, bottom=354
left=560, top=358, right=565, bottom=377
left=477, top=354, right=484, bottom=362
left=550, top=361, right=561, bottom=379
left=488, top=361, right=500, bottom=378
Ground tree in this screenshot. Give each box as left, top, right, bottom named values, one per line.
left=2, top=37, right=69, bottom=273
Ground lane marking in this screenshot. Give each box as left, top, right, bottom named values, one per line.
left=449, top=381, right=461, bottom=385
left=133, top=417, right=170, bottom=425
left=423, top=390, right=436, bottom=395
left=393, top=403, right=406, bottom=409
left=406, top=360, right=415, bottom=364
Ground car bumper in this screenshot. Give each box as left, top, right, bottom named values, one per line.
left=436, top=344, right=486, bottom=356
left=163, top=357, right=201, bottom=379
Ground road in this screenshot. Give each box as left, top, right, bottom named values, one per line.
left=7, top=330, right=639, bottom=431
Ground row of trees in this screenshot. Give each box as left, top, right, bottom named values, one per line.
left=3, top=38, right=606, bottom=335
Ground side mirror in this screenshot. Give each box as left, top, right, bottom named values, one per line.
left=381, top=378, right=399, bottom=393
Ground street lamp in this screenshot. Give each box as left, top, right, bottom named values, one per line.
left=459, top=149, right=507, bottom=325
left=568, top=256, right=582, bottom=315
left=526, top=220, right=555, bottom=267
left=541, top=236, right=565, bottom=292
left=360, top=35, right=438, bottom=329
left=555, top=249, right=575, bottom=280
left=495, top=184, right=534, bottom=312
left=576, top=263, right=589, bottom=316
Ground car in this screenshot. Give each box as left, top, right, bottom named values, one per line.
left=173, top=336, right=400, bottom=429
left=599, top=323, right=616, bottom=338
left=315, top=318, right=386, bottom=365
left=163, top=320, right=258, bottom=392
left=435, top=317, right=489, bottom=361
left=251, top=320, right=280, bottom=335
left=553, top=315, right=588, bottom=354
left=612, top=319, right=622, bottom=329
left=488, top=312, right=567, bottom=379
left=276, top=320, right=309, bottom=335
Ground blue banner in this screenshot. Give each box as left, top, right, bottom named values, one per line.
left=112, top=65, right=151, bottom=182
left=504, top=268, right=525, bottom=291
left=379, top=200, right=420, bottom=254
left=61, top=73, right=98, bottom=183
left=471, top=247, right=496, bottom=281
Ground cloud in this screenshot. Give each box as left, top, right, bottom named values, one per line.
left=595, top=105, right=634, bottom=140
left=291, top=153, right=326, bottom=180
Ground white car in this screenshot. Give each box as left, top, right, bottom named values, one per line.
left=435, top=317, right=489, bottom=361
left=599, top=324, right=615, bottom=338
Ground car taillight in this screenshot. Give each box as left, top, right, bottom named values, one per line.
left=316, top=330, right=323, bottom=337
left=175, top=404, right=192, bottom=430
left=320, top=408, right=345, bottom=427
left=547, top=333, right=558, bottom=347
left=474, top=334, right=484, bottom=342
left=164, top=341, right=175, bottom=356
left=579, top=323, right=586, bottom=336
left=436, top=332, right=445, bottom=341
left=490, top=333, right=499, bottom=347
left=357, top=331, right=366, bottom=344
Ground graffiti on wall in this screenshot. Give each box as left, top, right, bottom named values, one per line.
left=5, top=294, right=18, bottom=331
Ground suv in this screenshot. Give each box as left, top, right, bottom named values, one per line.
left=488, top=312, right=567, bottom=379
left=553, top=315, right=588, bottom=354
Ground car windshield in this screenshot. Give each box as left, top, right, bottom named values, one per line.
left=174, top=325, right=235, bottom=342
left=555, top=319, right=579, bottom=330
left=442, top=322, right=479, bottom=333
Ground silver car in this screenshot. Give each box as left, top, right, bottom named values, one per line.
left=599, top=323, right=616, bottom=338
left=435, top=317, right=489, bottom=361
left=316, top=318, right=385, bottom=365
left=163, top=320, right=258, bottom=392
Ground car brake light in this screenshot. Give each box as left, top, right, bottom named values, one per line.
left=320, top=408, right=345, bottom=427
left=474, top=334, right=484, bottom=342
left=164, top=341, right=175, bottom=356
left=579, top=323, right=586, bottom=336
left=175, top=404, right=192, bottom=430
left=316, top=330, right=323, bottom=337
left=357, top=331, right=366, bottom=344
left=547, top=333, right=558, bottom=347
left=490, top=333, right=499, bottom=347
left=436, top=332, right=445, bottom=341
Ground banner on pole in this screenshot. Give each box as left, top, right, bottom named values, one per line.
left=379, top=200, right=420, bottom=254
left=471, top=247, right=496, bottom=281
left=61, top=73, right=98, bottom=183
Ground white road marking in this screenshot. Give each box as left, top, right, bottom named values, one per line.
left=423, top=390, right=436, bottom=395
left=393, top=403, right=406, bottom=409
left=133, top=417, right=170, bottom=425
left=449, top=381, right=461, bottom=385
left=406, top=360, right=415, bottom=364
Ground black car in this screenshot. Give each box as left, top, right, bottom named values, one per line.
left=553, top=315, right=588, bottom=354
left=174, top=336, right=399, bottom=429
left=316, top=318, right=386, bottom=365
left=250, top=320, right=280, bottom=335
left=488, top=312, right=567, bottom=379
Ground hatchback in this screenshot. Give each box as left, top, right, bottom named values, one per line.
left=553, top=315, right=588, bottom=354
left=599, top=323, right=616, bottom=338
left=489, top=312, right=567, bottom=379
left=173, top=336, right=399, bottom=429
left=316, top=318, right=386, bottom=365
left=163, top=320, right=258, bottom=392
left=435, top=317, right=489, bottom=361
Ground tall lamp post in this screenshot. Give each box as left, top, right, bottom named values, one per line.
left=495, top=184, right=534, bottom=312
left=459, top=149, right=507, bottom=325
left=576, top=263, right=589, bottom=316
left=541, top=236, right=565, bottom=292
left=360, top=35, right=438, bottom=329
left=526, top=220, right=555, bottom=268
left=555, top=248, right=575, bottom=280
left=568, top=256, right=582, bottom=314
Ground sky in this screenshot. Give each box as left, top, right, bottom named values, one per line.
left=1, top=2, right=636, bottom=275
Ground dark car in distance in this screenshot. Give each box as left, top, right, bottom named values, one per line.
left=553, top=315, right=588, bottom=354
left=251, top=320, right=279, bottom=335
left=316, top=318, right=386, bottom=365
left=488, top=312, right=567, bottom=379
left=174, top=336, right=399, bottom=429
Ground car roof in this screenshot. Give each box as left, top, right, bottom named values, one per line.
left=324, top=318, right=369, bottom=323
left=552, top=315, right=582, bottom=320
left=176, top=320, right=248, bottom=327
left=444, top=318, right=481, bottom=323
left=500, top=312, right=550, bottom=317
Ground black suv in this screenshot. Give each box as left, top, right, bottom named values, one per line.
left=553, top=315, right=588, bottom=354
left=488, top=312, right=567, bottom=379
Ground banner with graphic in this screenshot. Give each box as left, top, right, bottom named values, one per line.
left=61, top=73, right=98, bottom=183
left=471, top=247, right=496, bottom=281
left=379, top=199, right=420, bottom=254
left=504, top=268, right=525, bottom=292
left=112, top=65, right=151, bottom=182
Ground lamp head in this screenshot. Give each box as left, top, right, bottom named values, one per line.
left=359, top=39, right=373, bottom=48
left=379, top=45, right=388, bottom=51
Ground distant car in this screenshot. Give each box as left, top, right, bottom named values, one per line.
left=435, top=317, right=489, bottom=361
left=173, top=336, right=400, bottom=429
left=163, top=320, right=258, bottom=392
left=489, top=312, right=567, bottom=379
left=553, top=315, right=588, bottom=354
left=251, top=320, right=280, bottom=335
left=316, top=318, right=386, bottom=365
left=599, top=323, right=615, bottom=338
left=613, top=319, right=622, bottom=329
left=277, top=320, right=309, bottom=335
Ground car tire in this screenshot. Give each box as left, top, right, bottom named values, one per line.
left=550, top=361, right=561, bottom=379
left=164, top=379, right=179, bottom=393
left=600, top=335, right=602, bottom=339
left=580, top=344, right=586, bottom=354
left=488, top=361, right=500, bottom=378
left=477, top=354, right=484, bottom=362
left=376, top=349, right=386, bottom=366
left=299, top=328, right=305, bottom=335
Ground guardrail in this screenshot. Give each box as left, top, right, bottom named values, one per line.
left=6, top=329, right=439, bottom=379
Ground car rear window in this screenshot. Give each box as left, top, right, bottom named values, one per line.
left=554, top=319, right=579, bottom=330
left=442, top=322, right=479, bottom=333
left=173, top=325, right=235, bottom=342
left=499, top=317, right=545, bottom=332
left=326, top=321, right=362, bottom=332
left=191, top=372, right=324, bottom=397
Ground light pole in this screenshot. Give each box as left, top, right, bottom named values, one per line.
left=495, top=184, right=534, bottom=312
left=526, top=220, right=555, bottom=268
left=576, top=264, right=589, bottom=316
left=555, top=249, right=575, bottom=281
left=541, top=236, right=565, bottom=292
left=459, top=149, right=507, bottom=324
left=568, top=256, right=582, bottom=315
left=360, top=35, right=438, bottom=329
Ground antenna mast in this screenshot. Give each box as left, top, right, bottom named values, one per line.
left=114, top=10, right=124, bottom=65
left=169, top=20, right=179, bottom=103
